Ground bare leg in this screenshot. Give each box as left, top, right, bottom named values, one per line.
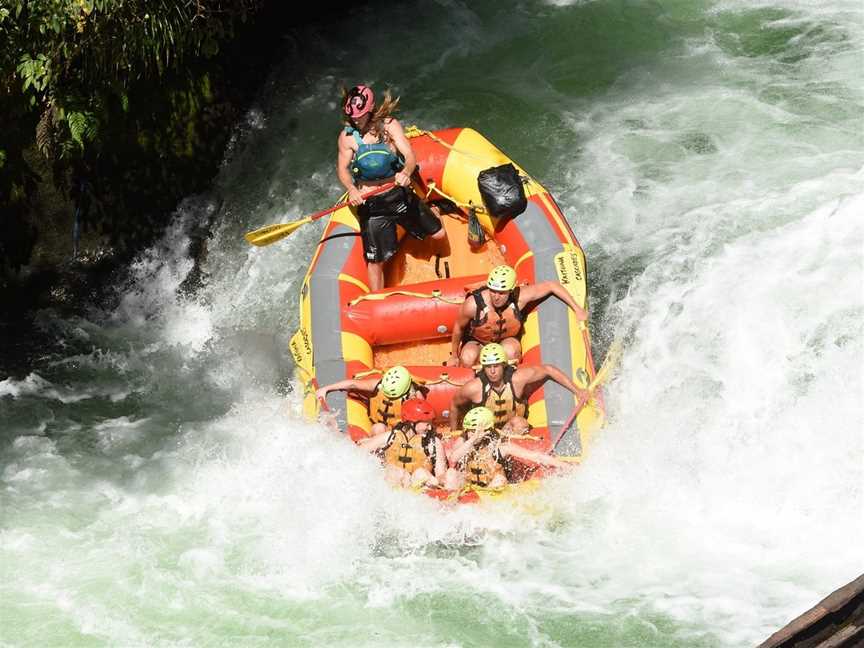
left=503, top=416, right=530, bottom=436
left=501, top=337, right=522, bottom=363
left=459, top=341, right=481, bottom=367
left=428, top=205, right=450, bottom=250
left=367, top=261, right=385, bottom=292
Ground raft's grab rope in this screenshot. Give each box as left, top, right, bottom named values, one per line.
left=349, top=368, right=470, bottom=388
left=348, top=288, right=464, bottom=307
left=445, top=429, right=541, bottom=441
left=404, top=125, right=539, bottom=212
left=422, top=372, right=471, bottom=388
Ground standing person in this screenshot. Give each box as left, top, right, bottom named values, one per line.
left=337, top=84, right=447, bottom=291
left=316, top=365, right=426, bottom=436
left=445, top=265, right=589, bottom=367
left=357, top=399, right=446, bottom=488
left=448, top=343, right=588, bottom=433
left=444, top=406, right=572, bottom=491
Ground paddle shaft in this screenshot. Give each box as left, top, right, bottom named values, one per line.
left=550, top=395, right=589, bottom=451
left=550, top=338, right=623, bottom=452
left=244, top=182, right=396, bottom=246
left=305, top=182, right=395, bottom=224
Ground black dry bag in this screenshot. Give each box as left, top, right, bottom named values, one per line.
left=477, top=163, right=527, bottom=219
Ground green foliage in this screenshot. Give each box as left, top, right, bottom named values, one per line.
left=0, top=0, right=264, bottom=270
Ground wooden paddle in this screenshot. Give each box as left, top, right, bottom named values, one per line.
left=551, top=336, right=624, bottom=452
left=244, top=183, right=395, bottom=247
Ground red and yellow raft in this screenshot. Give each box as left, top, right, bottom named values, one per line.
left=290, top=127, right=605, bottom=489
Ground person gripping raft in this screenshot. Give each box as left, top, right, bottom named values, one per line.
left=444, top=406, right=573, bottom=491
left=445, top=265, right=589, bottom=367
left=357, top=398, right=446, bottom=488
left=317, top=365, right=426, bottom=437
left=448, top=343, right=588, bottom=434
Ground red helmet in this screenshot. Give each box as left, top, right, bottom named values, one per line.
left=401, top=398, right=436, bottom=423
left=344, top=85, right=374, bottom=119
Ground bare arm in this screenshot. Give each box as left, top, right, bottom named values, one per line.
left=513, top=364, right=585, bottom=400
left=519, top=281, right=587, bottom=321
left=356, top=430, right=391, bottom=452
left=385, top=118, right=416, bottom=186
left=432, top=437, right=447, bottom=480
left=501, top=442, right=573, bottom=469
left=336, top=132, right=364, bottom=205
left=448, top=381, right=478, bottom=433
left=447, top=298, right=475, bottom=366
left=447, top=428, right=488, bottom=465
left=316, top=377, right=380, bottom=402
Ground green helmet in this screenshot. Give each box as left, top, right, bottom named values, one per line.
left=479, top=343, right=507, bottom=366
left=462, top=406, right=495, bottom=432
left=381, top=366, right=411, bottom=399
left=486, top=265, right=517, bottom=292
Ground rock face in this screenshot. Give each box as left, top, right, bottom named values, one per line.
left=758, top=574, right=864, bottom=648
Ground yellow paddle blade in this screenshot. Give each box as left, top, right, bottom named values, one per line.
left=244, top=217, right=312, bottom=247
left=588, top=336, right=624, bottom=392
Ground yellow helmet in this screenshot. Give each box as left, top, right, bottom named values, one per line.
left=486, top=265, right=517, bottom=292
left=479, top=343, right=507, bottom=366
left=462, top=406, right=495, bottom=432
left=381, top=366, right=411, bottom=399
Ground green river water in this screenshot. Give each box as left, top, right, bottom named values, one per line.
left=2, top=1, right=863, bottom=646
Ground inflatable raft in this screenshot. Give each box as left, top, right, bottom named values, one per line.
left=290, top=127, right=605, bottom=496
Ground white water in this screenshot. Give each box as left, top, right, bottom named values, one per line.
left=2, top=1, right=863, bottom=646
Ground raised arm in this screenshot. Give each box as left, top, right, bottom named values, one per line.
left=447, top=428, right=489, bottom=465
left=519, top=281, right=587, bottom=321
left=316, top=376, right=380, bottom=402
left=432, top=437, right=447, bottom=480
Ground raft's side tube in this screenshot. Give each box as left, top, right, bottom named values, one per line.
left=429, top=125, right=601, bottom=454
left=306, top=224, right=365, bottom=432
left=501, top=198, right=589, bottom=455
left=345, top=275, right=485, bottom=346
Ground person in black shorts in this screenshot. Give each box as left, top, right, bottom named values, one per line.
left=358, top=186, right=443, bottom=265
left=337, top=84, right=447, bottom=290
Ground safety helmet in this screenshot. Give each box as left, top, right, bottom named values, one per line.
left=479, top=343, right=507, bottom=366
left=381, top=365, right=411, bottom=399
left=344, top=85, right=374, bottom=119
left=486, top=265, right=517, bottom=292
left=462, top=406, right=495, bottom=432
left=402, top=398, right=436, bottom=423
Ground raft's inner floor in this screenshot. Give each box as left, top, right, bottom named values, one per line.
left=375, top=209, right=506, bottom=370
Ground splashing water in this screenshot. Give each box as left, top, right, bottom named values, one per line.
left=2, top=1, right=862, bottom=646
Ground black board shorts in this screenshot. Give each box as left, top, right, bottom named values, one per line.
left=357, top=187, right=442, bottom=263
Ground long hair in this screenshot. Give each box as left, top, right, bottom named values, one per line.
left=341, top=86, right=401, bottom=142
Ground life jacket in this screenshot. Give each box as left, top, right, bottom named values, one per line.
left=477, top=365, right=529, bottom=428
left=367, top=380, right=417, bottom=428
left=382, top=422, right=433, bottom=474
left=467, top=287, right=524, bottom=343
left=346, top=127, right=404, bottom=182
left=463, top=434, right=506, bottom=487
